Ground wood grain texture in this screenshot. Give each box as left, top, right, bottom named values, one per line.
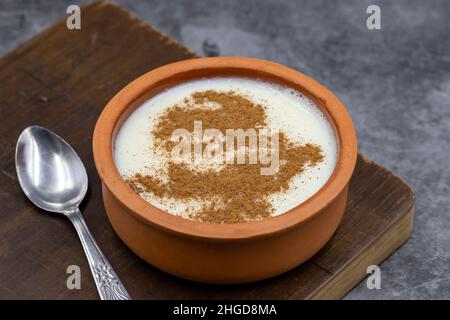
left=0, top=2, right=415, bottom=300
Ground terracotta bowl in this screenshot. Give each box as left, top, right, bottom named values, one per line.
left=93, top=57, right=358, bottom=284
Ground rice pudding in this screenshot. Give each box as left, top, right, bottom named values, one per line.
left=114, top=77, right=337, bottom=223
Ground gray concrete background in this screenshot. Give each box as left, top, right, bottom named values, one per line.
left=1, top=0, right=449, bottom=299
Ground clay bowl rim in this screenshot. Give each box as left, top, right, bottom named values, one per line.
left=93, top=57, right=357, bottom=241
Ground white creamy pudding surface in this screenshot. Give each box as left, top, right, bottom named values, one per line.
left=114, top=77, right=338, bottom=219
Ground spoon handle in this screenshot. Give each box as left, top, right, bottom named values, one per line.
left=67, top=209, right=131, bottom=300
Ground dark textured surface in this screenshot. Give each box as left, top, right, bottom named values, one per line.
left=0, top=0, right=448, bottom=299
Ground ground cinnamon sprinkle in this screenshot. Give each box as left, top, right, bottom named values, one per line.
left=125, top=90, right=324, bottom=223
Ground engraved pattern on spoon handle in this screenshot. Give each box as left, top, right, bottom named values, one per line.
left=67, top=208, right=131, bottom=300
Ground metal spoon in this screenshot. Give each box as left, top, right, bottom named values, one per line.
left=15, top=126, right=131, bottom=300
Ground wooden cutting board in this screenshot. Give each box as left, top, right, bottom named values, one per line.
left=0, top=2, right=414, bottom=300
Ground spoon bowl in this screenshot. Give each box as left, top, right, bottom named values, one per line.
left=15, top=126, right=87, bottom=213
